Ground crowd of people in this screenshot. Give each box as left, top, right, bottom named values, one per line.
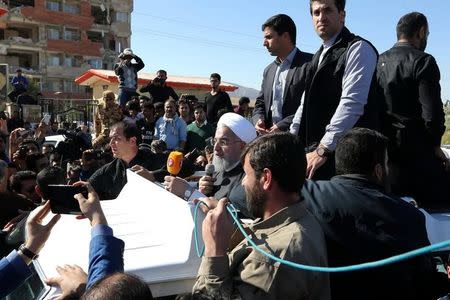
left=1, top=0, right=450, bottom=299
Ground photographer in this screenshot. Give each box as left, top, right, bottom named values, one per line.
left=114, top=48, right=144, bottom=108
left=139, top=70, right=179, bottom=104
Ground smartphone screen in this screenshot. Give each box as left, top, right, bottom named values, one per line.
left=47, top=185, right=88, bottom=215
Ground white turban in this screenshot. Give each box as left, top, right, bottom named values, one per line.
left=217, top=113, right=256, bottom=144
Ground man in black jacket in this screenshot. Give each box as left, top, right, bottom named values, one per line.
left=376, top=12, right=450, bottom=209
left=89, top=121, right=160, bottom=200
left=290, top=0, right=379, bottom=180
left=302, top=128, right=447, bottom=300
left=252, top=14, right=312, bottom=134
left=139, top=70, right=179, bottom=104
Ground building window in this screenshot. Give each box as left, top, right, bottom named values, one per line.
left=47, top=26, right=61, bottom=40
left=64, top=56, right=74, bottom=67
left=62, top=2, right=80, bottom=14
left=63, top=80, right=75, bottom=92
left=46, top=0, right=61, bottom=11
left=87, top=58, right=102, bottom=69
left=64, top=28, right=80, bottom=41
left=47, top=54, right=61, bottom=66
left=115, top=12, right=129, bottom=23
left=46, top=79, right=63, bottom=92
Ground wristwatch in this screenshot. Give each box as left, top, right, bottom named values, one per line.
left=18, top=244, right=39, bottom=260
left=316, top=145, right=331, bottom=158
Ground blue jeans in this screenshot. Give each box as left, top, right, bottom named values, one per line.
left=118, top=88, right=136, bottom=107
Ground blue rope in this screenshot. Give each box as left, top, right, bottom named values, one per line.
left=193, top=200, right=450, bottom=273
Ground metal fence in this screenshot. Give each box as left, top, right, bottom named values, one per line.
left=38, top=98, right=98, bottom=131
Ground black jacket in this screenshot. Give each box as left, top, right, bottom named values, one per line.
left=376, top=42, right=445, bottom=150
left=302, top=175, right=444, bottom=300
left=300, top=27, right=379, bottom=147
left=139, top=84, right=179, bottom=104
left=252, top=48, right=313, bottom=131
left=89, top=149, right=160, bottom=200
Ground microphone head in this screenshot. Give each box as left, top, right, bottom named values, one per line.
left=167, top=151, right=183, bottom=176
left=205, top=164, right=215, bottom=177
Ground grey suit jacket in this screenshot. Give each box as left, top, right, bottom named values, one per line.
left=252, top=48, right=313, bottom=131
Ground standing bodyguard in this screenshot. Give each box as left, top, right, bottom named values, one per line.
left=376, top=12, right=450, bottom=209
left=253, top=14, right=313, bottom=134
left=290, top=0, right=379, bottom=180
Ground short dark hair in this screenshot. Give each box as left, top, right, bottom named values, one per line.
left=10, top=170, right=37, bottom=193
left=210, top=73, right=221, bottom=82
left=310, top=0, right=346, bottom=14
left=157, top=69, right=167, bottom=76
left=396, top=12, right=428, bottom=40
left=142, top=102, right=155, bottom=111
left=139, top=95, right=151, bottom=102
left=193, top=103, right=205, bottom=111
left=238, top=97, right=250, bottom=106
left=111, top=121, right=141, bottom=145
left=82, top=272, right=153, bottom=300
left=125, top=99, right=140, bottom=112
left=242, top=132, right=306, bottom=193
left=36, top=166, right=66, bottom=200
left=154, top=102, right=164, bottom=110
left=335, top=128, right=389, bottom=176
left=262, top=14, right=297, bottom=45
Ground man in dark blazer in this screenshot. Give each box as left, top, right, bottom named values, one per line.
left=252, top=14, right=313, bottom=134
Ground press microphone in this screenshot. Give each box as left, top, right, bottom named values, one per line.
left=205, top=164, right=215, bottom=178
left=167, top=151, right=183, bottom=176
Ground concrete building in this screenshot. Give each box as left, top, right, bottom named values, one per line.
left=0, top=0, right=132, bottom=100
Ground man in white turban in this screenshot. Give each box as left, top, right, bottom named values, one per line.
left=164, top=113, right=256, bottom=218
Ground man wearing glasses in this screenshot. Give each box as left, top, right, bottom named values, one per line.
left=164, top=113, right=256, bottom=218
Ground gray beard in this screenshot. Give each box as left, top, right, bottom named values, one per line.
left=212, top=155, right=237, bottom=173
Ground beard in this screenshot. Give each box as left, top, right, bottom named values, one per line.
left=212, top=154, right=237, bottom=173
left=246, top=184, right=267, bottom=219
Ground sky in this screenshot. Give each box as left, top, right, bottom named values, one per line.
left=131, top=0, right=450, bottom=101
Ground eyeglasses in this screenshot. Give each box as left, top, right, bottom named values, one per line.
left=212, top=138, right=241, bottom=147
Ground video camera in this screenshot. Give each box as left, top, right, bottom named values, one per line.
left=55, top=129, right=91, bottom=161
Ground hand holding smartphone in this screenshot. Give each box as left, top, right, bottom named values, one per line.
left=47, top=185, right=88, bottom=215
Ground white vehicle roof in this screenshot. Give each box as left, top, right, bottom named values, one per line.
left=35, top=170, right=205, bottom=298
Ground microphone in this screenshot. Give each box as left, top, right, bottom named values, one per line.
left=205, top=164, right=215, bottom=177
left=167, top=151, right=183, bottom=176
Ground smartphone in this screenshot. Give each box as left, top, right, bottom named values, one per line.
left=47, top=185, right=88, bottom=215
left=42, top=113, right=51, bottom=125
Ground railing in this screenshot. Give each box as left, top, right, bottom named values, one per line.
left=38, top=98, right=99, bottom=132
left=6, top=0, right=34, bottom=8
left=8, top=65, right=42, bottom=76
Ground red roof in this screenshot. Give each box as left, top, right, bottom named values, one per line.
left=0, top=7, right=8, bottom=17
left=75, top=69, right=238, bottom=92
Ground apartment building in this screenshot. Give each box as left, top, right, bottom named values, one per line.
left=0, top=0, right=132, bottom=99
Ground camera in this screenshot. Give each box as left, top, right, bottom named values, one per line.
left=18, top=145, right=28, bottom=158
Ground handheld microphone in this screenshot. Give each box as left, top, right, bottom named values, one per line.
left=167, top=151, right=183, bottom=176
left=205, top=164, right=215, bottom=177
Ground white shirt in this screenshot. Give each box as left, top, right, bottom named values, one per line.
left=290, top=34, right=377, bottom=151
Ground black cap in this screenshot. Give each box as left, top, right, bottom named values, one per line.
left=16, top=69, right=22, bottom=73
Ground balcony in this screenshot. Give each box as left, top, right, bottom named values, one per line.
left=6, top=0, right=35, bottom=9
left=8, top=64, right=42, bottom=76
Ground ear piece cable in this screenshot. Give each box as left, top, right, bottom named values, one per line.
left=193, top=200, right=450, bottom=273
